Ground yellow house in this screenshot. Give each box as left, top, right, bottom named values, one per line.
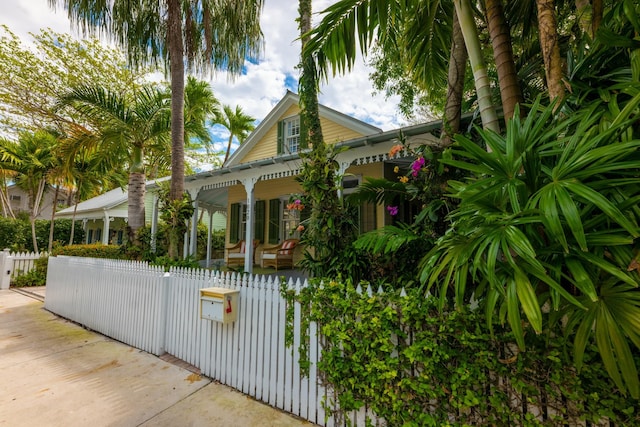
left=178, top=91, right=441, bottom=272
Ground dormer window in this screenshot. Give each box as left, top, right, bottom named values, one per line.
left=277, top=115, right=307, bottom=155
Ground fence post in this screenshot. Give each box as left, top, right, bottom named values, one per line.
left=156, top=272, right=172, bottom=355
left=0, top=249, right=12, bottom=290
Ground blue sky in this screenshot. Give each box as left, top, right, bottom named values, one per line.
left=2, top=1, right=408, bottom=169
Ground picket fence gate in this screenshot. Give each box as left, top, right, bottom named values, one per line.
left=0, top=249, right=46, bottom=290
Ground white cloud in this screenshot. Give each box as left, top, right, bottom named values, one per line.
left=1, top=0, right=407, bottom=139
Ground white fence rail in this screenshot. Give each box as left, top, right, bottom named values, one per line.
left=44, top=256, right=334, bottom=426
left=0, top=249, right=47, bottom=290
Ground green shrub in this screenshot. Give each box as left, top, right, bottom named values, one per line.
left=0, top=217, right=84, bottom=252
left=12, top=268, right=46, bottom=287
left=283, top=279, right=640, bottom=426
left=51, top=243, right=126, bottom=259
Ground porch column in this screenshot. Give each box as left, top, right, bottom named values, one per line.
left=190, top=199, right=199, bottom=257
left=337, top=161, right=351, bottom=199
left=82, top=219, right=88, bottom=244
left=150, top=195, right=159, bottom=253
left=242, top=176, right=259, bottom=273
left=102, top=211, right=110, bottom=244
left=206, top=208, right=213, bottom=269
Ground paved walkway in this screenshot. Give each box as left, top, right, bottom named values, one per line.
left=0, top=288, right=313, bottom=427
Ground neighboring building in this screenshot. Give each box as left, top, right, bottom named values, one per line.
left=4, top=184, right=70, bottom=220
left=54, top=181, right=226, bottom=246
left=54, top=186, right=130, bottom=245
left=177, top=91, right=442, bottom=272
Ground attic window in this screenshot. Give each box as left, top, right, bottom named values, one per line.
left=277, top=115, right=308, bottom=155
left=284, top=116, right=300, bottom=153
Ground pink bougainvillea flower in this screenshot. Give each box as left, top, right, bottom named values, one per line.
left=411, top=157, right=425, bottom=177
left=386, top=205, right=399, bottom=216
left=388, top=144, right=403, bottom=157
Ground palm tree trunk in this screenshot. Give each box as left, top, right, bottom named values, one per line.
left=168, top=0, right=185, bottom=202
left=223, top=134, right=233, bottom=163
left=128, top=146, right=146, bottom=244
left=299, top=0, right=323, bottom=146
left=442, top=9, right=467, bottom=146
left=536, top=0, right=565, bottom=105
left=592, top=0, right=603, bottom=37
left=47, top=184, right=60, bottom=252
left=69, top=199, right=79, bottom=245
left=454, top=0, right=501, bottom=135
left=485, top=0, right=523, bottom=121
left=30, top=179, right=47, bottom=252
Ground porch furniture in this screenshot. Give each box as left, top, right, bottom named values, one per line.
left=261, top=239, right=299, bottom=270
left=225, top=239, right=259, bottom=268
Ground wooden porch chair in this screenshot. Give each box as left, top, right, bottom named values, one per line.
left=225, top=239, right=259, bottom=268
left=261, top=239, right=299, bottom=270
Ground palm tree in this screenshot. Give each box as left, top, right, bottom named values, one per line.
left=298, top=0, right=323, bottom=147
left=213, top=104, right=256, bottom=164
left=61, top=146, right=127, bottom=245
left=0, top=130, right=57, bottom=252
left=59, top=84, right=171, bottom=242
left=305, top=0, right=500, bottom=136
left=485, top=0, right=524, bottom=121
left=536, top=0, right=565, bottom=104
left=48, top=0, right=264, bottom=203
left=183, top=76, right=220, bottom=152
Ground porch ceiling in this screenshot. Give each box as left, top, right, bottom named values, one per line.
left=196, top=187, right=228, bottom=211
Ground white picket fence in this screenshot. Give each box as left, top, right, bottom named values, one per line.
left=44, top=256, right=348, bottom=427
left=42, top=256, right=614, bottom=427
left=0, top=249, right=46, bottom=290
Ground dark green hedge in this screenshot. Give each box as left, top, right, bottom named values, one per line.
left=0, top=216, right=84, bottom=252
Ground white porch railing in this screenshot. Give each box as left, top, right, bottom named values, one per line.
left=0, top=249, right=47, bottom=290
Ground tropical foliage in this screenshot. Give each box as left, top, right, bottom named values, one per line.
left=48, top=0, right=264, bottom=204
left=282, top=279, right=640, bottom=425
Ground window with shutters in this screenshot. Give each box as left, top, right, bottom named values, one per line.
left=285, top=117, right=300, bottom=153
left=230, top=202, right=265, bottom=243
left=268, top=198, right=281, bottom=244
left=277, top=115, right=307, bottom=155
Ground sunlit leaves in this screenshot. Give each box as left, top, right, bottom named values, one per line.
left=421, top=93, right=640, bottom=396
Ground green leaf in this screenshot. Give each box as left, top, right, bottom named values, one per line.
left=514, top=268, right=542, bottom=333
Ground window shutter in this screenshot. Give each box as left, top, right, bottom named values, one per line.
left=268, top=198, right=281, bottom=244
left=277, top=120, right=284, bottom=154
left=230, top=203, right=240, bottom=243
left=299, top=115, right=308, bottom=149
left=254, top=200, right=265, bottom=243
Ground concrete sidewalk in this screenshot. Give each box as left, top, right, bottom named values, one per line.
left=0, top=289, right=312, bottom=427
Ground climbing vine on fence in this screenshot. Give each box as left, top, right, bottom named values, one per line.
left=282, top=278, right=639, bottom=426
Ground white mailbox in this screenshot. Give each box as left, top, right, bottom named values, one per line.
left=200, top=287, right=239, bottom=323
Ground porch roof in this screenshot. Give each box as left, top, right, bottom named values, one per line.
left=177, top=119, right=446, bottom=209
left=56, top=187, right=128, bottom=219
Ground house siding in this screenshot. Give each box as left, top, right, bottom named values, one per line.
left=240, top=104, right=372, bottom=164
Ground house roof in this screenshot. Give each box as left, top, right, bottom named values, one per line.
left=56, top=177, right=170, bottom=219
left=56, top=186, right=128, bottom=217
left=224, top=91, right=382, bottom=168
